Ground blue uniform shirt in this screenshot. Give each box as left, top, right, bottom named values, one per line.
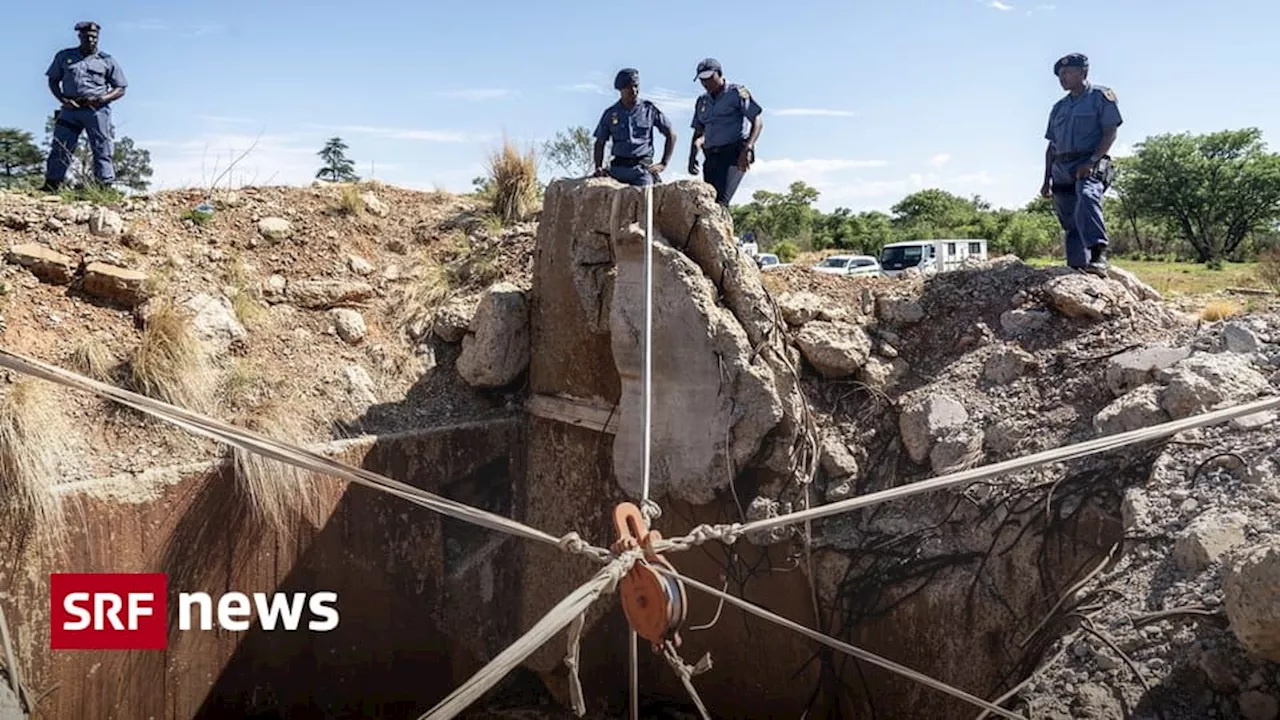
left=46, top=47, right=127, bottom=99
left=594, top=100, right=671, bottom=160
left=692, top=83, right=762, bottom=149
left=1044, top=83, right=1122, bottom=155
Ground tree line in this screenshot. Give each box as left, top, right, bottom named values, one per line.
left=0, top=114, right=154, bottom=191
left=728, top=127, right=1280, bottom=267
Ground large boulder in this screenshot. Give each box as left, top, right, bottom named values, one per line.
left=1224, top=540, right=1280, bottom=663
left=795, top=321, right=872, bottom=379
left=457, top=282, right=530, bottom=388
left=610, top=223, right=783, bottom=504
left=1044, top=274, right=1136, bottom=319
left=183, top=293, right=247, bottom=358
left=1104, top=346, right=1191, bottom=397
left=1159, top=352, right=1272, bottom=419
left=6, top=243, right=75, bottom=284
left=899, top=393, right=970, bottom=466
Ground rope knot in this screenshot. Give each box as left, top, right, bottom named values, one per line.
left=640, top=498, right=662, bottom=523
left=557, top=531, right=588, bottom=555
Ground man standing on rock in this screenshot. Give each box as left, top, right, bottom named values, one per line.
left=1040, top=53, right=1120, bottom=278
left=41, top=21, right=128, bottom=192
left=688, top=58, right=763, bottom=206
left=592, top=68, right=676, bottom=187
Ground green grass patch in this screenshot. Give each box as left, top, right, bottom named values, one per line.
left=1025, top=257, right=1264, bottom=296
left=58, top=183, right=124, bottom=205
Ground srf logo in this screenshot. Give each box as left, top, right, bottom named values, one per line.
left=50, top=573, right=340, bottom=650
left=50, top=573, right=167, bottom=650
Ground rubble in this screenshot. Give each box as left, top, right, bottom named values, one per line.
left=457, top=282, right=530, bottom=388
left=2, top=179, right=1279, bottom=719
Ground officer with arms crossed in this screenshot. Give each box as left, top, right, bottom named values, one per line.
left=1040, top=52, right=1121, bottom=277
left=687, top=58, right=763, bottom=206
left=42, top=21, right=128, bottom=191
left=592, top=68, right=676, bottom=187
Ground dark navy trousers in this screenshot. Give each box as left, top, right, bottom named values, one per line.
left=702, top=141, right=746, bottom=206
left=1050, top=159, right=1110, bottom=268
left=47, top=106, right=115, bottom=185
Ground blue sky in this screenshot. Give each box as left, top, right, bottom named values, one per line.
left=2, top=0, right=1277, bottom=212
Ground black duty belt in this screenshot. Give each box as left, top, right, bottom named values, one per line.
left=703, top=141, right=743, bottom=156
left=611, top=155, right=652, bottom=168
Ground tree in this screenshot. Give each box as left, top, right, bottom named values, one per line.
left=731, top=181, right=822, bottom=247
left=316, top=137, right=359, bottom=183
left=541, top=126, right=595, bottom=177
left=890, top=189, right=983, bottom=237
left=41, top=114, right=154, bottom=190
left=0, top=129, right=44, bottom=189
left=1118, top=128, right=1280, bottom=263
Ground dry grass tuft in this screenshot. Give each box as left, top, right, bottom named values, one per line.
left=128, top=302, right=214, bottom=411
left=337, top=184, right=365, bottom=216
left=0, top=380, right=70, bottom=549
left=1200, top=300, right=1241, bottom=321
left=485, top=138, right=540, bottom=225
left=394, top=259, right=453, bottom=340
left=69, top=335, right=118, bottom=382
left=226, top=399, right=324, bottom=532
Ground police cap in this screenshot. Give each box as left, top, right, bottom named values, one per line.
left=694, top=58, right=722, bottom=81
left=614, top=68, right=639, bottom=90
left=1054, top=53, right=1088, bottom=75
left=75, top=21, right=100, bottom=33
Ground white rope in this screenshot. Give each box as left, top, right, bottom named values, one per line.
left=419, top=551, right=640, bottom=720
left=660, top=642, right=712, bottom=720
left=657, top=566, right=1028, bottom=720
left=564, top=612, right=587, bottom=716
left=658, top=392, right=1280, bottom=548
left=642, top=181, right=654, bottom=510
left=630, top=181, right=656, bottom=720
left=0, top=348, right=611, bottom=562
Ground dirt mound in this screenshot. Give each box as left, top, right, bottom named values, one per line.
left=0, top=183, right=533, bottom=483
left=760, top=256, right=1280, bottom=718
left=4, top=176, right=1280, bottom=719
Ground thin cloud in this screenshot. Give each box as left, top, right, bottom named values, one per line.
left=117, top=19, right=223, bottom=36
left=435, top=89, right=513, bottom=101
left=988, top=1, right=1014, bottom=10
left=752, top=158, right=889, bottom=175
left=139, top=132, right=320, bottom=190
left=562, top=82, right=609, bottom=95
left=311, top=124, right=491, bottom=143
left=773, top=108, right=858, bottom=118
left=645, top=87, right=699, bottom=114
left=930, top=153, right=952, bottom=168
left=187, top=24, right=225, bottom=36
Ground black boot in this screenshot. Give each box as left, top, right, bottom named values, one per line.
left=1085, top=244, right=1109, bottom=277
left=39, top=178, right=62, bottom=193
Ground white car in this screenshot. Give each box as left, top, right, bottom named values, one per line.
left=756, top=253, right=787, bottom=271
left=811, top=254, right=881, bottom=277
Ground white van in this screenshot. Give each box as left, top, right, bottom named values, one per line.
left=880, top=239, right=988, bottom=278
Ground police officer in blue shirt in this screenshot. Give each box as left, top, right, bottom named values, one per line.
left=1041, top=53, right=1121, bottom=277
left=42, top=21, right=128, bottom=191
left=592, top=68, right=676, bottom=187
left=687, top=58, right=763, bottom=206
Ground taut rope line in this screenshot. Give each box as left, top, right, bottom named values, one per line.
left=657, top=566, right=1029, bottom=720
left=655, top=393, right=1280, bottom=551
left=0, top=348, right=611, bottom=562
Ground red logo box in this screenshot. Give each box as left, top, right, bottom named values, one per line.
left=50, top=573, right=168, bottom=650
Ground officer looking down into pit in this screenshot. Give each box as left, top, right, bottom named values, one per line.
left=593, top=68, right=676, bottom=187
